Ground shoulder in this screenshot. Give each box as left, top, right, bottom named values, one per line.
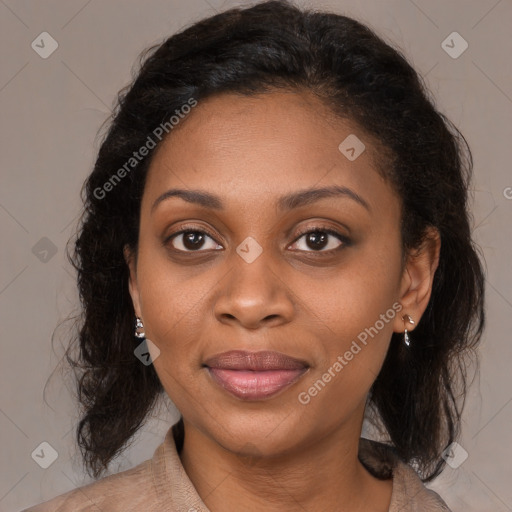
left=359, top=438, right=452, bottom=512
left=20, top=458, right=158, bottom=512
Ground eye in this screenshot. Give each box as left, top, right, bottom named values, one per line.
left=164, top=225, right=350, bottom=254
left=165, top=229, right=222, bottom=252
left=289, top=227, right=350, bottom=253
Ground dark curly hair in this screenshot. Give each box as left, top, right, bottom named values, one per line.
left=57, top=0, right=485, bottom=482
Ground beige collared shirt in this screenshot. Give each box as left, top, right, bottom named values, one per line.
left=21, top=422, right=451, bottom=511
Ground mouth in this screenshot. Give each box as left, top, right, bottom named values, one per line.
left=203, top=350, right=310, bottom=401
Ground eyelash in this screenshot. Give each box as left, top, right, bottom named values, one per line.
left=163, top=224, right=351, bottom=255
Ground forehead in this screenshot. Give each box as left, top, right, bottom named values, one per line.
left=142, top=90, right=398, bottom=218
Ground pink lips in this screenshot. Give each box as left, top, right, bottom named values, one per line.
left=204, top=350, right=309, bottom=400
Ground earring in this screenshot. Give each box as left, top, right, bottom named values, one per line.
left=402, top=314, right=415, bottom=347
left=135, top=316, right=145, bottom=339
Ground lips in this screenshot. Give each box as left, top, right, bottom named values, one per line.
left=204, top=350, right=309, bottom=400
left=204, top=350, right=309, bottom=371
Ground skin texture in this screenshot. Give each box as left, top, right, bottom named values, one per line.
left=125, top=90, right=440, bottom=511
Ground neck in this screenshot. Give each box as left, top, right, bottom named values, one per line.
left=178, top=412, right=392, bottom=511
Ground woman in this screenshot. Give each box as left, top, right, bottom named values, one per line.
left=22, top=1, right=485, bottom=510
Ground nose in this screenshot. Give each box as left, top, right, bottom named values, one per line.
left=213, top=250, right=295, bottom=330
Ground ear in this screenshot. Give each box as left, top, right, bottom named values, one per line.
left=124, top=244, right=142, bottom=318
left=393, top=227, right=441, bottom=333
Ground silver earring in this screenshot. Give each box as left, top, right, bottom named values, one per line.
left=135, top=316, right=145, bottom=339
left=402, top=314, right=415, bottom=347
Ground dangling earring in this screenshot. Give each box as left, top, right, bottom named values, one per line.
left=135, top=316, right=145, bottom=339
left=402, top=314, right=415, bottom=347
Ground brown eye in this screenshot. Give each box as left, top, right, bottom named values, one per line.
left=167, top=230, right=222, bottom=252
left=290, top=228, right=350, bottom=253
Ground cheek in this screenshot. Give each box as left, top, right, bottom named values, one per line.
left=303, top=277, right=397, bottom=389
left=134, top=253, right=245, bottom=417
left=137, top=263, right=207, bottom=410
left=305, top=241, right=402, bottom=342
left=296, top=241, right=402, bottom=402
left=139, top=284, right=208, bottom=357
left=135, top=249, right=213, bottom=365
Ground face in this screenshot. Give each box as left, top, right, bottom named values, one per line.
left=125, top=90, right=436, bottom=456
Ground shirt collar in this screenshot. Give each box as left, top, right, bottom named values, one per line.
left=150, top=420, right=444, bottom=511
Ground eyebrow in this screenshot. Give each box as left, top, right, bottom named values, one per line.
left=151, top=185, right=370, bottom=214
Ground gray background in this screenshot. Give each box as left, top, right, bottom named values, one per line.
left=1, top=0, right=511, bottom=510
